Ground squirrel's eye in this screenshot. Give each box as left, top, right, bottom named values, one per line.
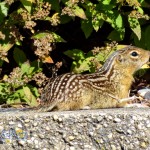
left=131, top=51, right=138, bottom=57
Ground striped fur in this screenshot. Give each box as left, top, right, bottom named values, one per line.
left=38, top=46, right=150, bottom=111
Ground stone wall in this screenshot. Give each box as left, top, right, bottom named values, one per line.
left=0, top=108, right=150, bottom=150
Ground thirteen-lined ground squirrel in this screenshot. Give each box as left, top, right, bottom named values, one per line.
left=38, top=46, right=150, bottom=111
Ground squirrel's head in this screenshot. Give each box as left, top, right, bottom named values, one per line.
left=114, top=46, right=150, bottom=74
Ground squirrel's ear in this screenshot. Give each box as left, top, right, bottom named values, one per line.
left=116, top=54, right=124, bottom=63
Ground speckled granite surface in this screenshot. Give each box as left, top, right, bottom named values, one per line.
left=0, top=108, right=150, bottom=150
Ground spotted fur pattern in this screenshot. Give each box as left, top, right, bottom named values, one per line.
left=38, top=46, right=150, bottom=111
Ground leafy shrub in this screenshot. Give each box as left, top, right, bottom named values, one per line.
left=0, top=0, right=150, bottom=107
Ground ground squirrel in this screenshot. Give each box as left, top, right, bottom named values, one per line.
left=38, top=45, right=150, bottom=111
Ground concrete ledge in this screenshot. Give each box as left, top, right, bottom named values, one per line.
left=0, top=108, right=150, bottom=150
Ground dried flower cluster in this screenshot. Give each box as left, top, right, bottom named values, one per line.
left=62, top=7, right=75, bottom=17
left=129, top=11, right=149, bottom=20
left=25, top=20, right=37, bottom=31
left=15, top=2, right=51, bottom=31
left=126, top=0, right=141, bottom=7
left=0, top=24, right=23, bottom=62
left=0, top=51, right=7, bottom=62
left=91, top=42, right=118, bottom=70
left=9, top=26, right=23, bottom=42
left=17, top=1, right=60, bottom=31
left=51, top=61, right=63, bottom=77
left=61, top=0, right=85, bottom=17
left=3, top=67, right=29, bottom=88
left=117, top=0, right=141, bottom=7
left=90, top=57, right=102, bottom=71
left=4, top=0, right=15, bottom=5
left=50, top=13, right=60, bottom=26
left=91, top=41, right=118, bottom=56
left=55, top=61, right=63, bottom=69
left=16, top=8, right=36, bottom=30
left=32, top=2, right=51, bottom=20
left=33, top=34, right=53, bottom=60
left=62, top=0, right=79, bottom=17
left=106, top=41, right=118, bottom=50
left=0, top=31, right=6, bottom=40
left=33, top=72, right=48, bottom=87
left=20, top=10, right=29, bottom=20
left=91, top=47, right=103, bottom=55
left=33, top=72, right=48, bottom=94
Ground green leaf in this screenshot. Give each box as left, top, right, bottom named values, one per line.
left=145, top=26, right=150, bottom=49
left=115, top=14, right=123, bottom=29
left=20, top=0, right=33, bottom=13
left=111, top=12, right=125, bottom=39
left=32, top=32, right=65, bottom=42
left=32, top=32, right=49, bottom=39
left=13, top=48, right=27, bottom=66
left=7, top=97, right=21, bottom=104
left=0, top=26, right=15, bottom=58
left=49, top=0, right=60, bottom=12
left=95, top=53, right=105, bottom=62
left=135, top=68, right=148, bottom=77
left=73, top=6, right=86, bottom=19
left=138, top=0, right=145, bottom=3
left=72, top=58, right=92, bottom=73
left=95, top=48, right=115, bottom=63
left=28, top=67, right=35, bottom=75
left=23, top=86, right=38, bottom=107
left=108, top=30, right=122, bottom=41
left=0, top=42, right=14, bottom=52
left=15, top=40, right=22, bottom=46
left=92, top=13, right=104, bottom=32
left=141, top=1, right=150, bottom=8
left=64, top=49, right=85, bottom=61
left=137, top=6, right=144, bottom=14
left=72, top=56, right=102, bottom=73
left=0, top=2, right=8, bottom=16
left=132, top=31, right=145, bottom=48
left=0, top=42, right=14, bottom=63
left=51, top=32, right=66, bottom=42
left=30, top=60, right=42, bottom=72
left=100, top=0, right=111, bottom=5
left=101, top=10, right=113, bottom=24
left=81, top=20, right=93, bottom=38
left=21, top=60, right=41, bottom=76
left=0, top=59, right=3, bottom=67
left=60, top=15, right=72, bottom=24
left=0, top=2, right=8, bottom=23
left=21, top=63, right=31, bottom=75
left=128, top=17, right=141, bottom=40
left=6, top=90, right=23, bottom=104
left=0, top=83, right=9, bottom=102
left=28, top=85, right=39, bottom=97
left=100, top=11, right=125, bottom=39
left=96, top=0, right=115, bottom=10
